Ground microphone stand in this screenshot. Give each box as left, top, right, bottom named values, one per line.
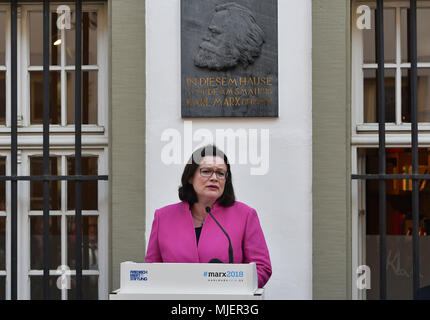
left=206, top=206, right=234, bottom=264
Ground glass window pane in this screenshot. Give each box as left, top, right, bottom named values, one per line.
left=363, top=68, right=396, bottom=123
left=366, top=235, right=430, bottom=300
left=29, top=11, right=61, bottom=66
left=67, top=71, right=98, bottom=125
left=363, top=148, right=430, bottom=300
left=0, top=12, right=5, bottom=66
left=402, top=68, right=430, bottom=123
left=363, top=9, right=375, bottom=64
left=401, top=8, right=409, bottom=63
left=363, top=9, right=396, bottom=64
left=30, top=71, right=61, bottom=125
left=69, top=276, right=98, bottom=300
left=0, top=72, right=5, bottom=125
left=30, top=216, right=61, bottom=270
left=67, top=216, right=98, bottom=270
left=0, top=157, right=5, bottom=211
left=0, top=161, right=3, bottom=275
left=402, top=68, right=409, bottom=122
left=50, top=12, right=61, bottom=66
left=418, top=8, right=430, bottom=63
left=66, top=11, right=98, bottom=66
left=30, top=276, right=62, bottom=300
left=384, top=8, right=396, bottom=64
left=29, top=12, right=43, bottom=65
left=417, top=68, right=430, bottom=122
left=0, top=277, right=5, bottom=300
left=67, top=157, right=98, bottom=211
left=0, top=217, right=5, bottom=271
left=30, top=157, right=61, bottom=211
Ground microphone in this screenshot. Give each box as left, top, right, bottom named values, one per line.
left=206, top=206, right=233, bottom=264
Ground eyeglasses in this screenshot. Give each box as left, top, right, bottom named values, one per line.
left=199, top=168, right=228, bottom=180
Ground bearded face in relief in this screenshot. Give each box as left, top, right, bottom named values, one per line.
left=194, top=3, right=265, bottom=71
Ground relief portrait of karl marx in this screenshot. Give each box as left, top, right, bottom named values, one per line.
left=194, top=2, right=265, bottom=71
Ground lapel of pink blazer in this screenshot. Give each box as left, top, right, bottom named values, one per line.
left=180, top=201, right=225, bottom=263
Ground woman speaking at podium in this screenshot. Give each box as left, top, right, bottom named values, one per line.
left=145, top=145, right=272, bottom=288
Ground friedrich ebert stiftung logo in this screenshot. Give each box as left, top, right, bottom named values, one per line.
left=130, top=270, right=148, bottom=281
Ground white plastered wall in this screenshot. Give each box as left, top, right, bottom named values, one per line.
left=145, top=0, right=312, bottom=299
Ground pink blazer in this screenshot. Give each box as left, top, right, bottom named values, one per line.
left=145, top=201, right=272, bottom=288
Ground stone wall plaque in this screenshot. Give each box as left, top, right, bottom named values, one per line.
left=181, top=0, right=278, bottom=117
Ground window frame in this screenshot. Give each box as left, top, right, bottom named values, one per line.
left=352, top=0, right=430, bottom=142
left=0, top=3, right=108, bottom=136
left=352, top=0, right=430, bottom=300
left=19, top=148, right=108, bottom=300
left=351, top=146, right=367, bottom=300
left=0, top=5, right=11, bottom=128
left=0, top=1, right=109, bottom=300
left=0, top=152, right=10, bottom=300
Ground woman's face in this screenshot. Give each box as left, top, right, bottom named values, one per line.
left=189, top=156, right=228, bottom=204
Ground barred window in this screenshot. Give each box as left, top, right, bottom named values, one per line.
left=353, top=0, right=430, bottom=300
left=0, top=2, right=108, bottom=300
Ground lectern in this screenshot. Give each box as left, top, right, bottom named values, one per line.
left=109, top=262, right=265, bottom=300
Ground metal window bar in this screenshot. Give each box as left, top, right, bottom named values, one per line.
left=43, top=0, right=50, bottom=300
left=0, top=176, right=108, bottom=181
left=351, top=0, right=421, bottom=300
left=10, top=0, right=17, bottom=302
left=409, top=0, right=420, bottom=301
left=5, top=0, right=109, bottom=300
left=375, top=0, right=387, bottom=300
left=75, top=0, right=83, bottom=300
